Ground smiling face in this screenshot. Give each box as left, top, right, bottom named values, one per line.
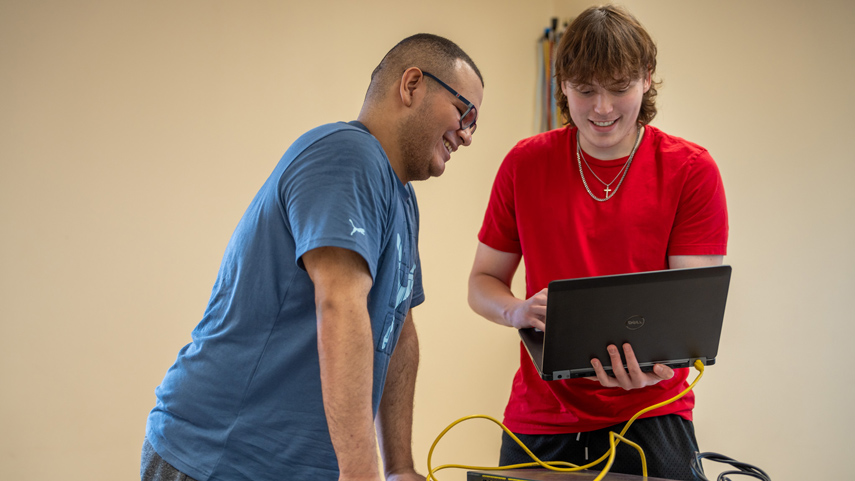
left=552, top=5, right=661, bottom=158
left=562, top=73, right=651, bottom=160
left=396, top=62, right=483, bottom=182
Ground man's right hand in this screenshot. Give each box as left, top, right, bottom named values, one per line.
left=469, top=242, right=550, bottom=330
left=506, top=287, right=548, bottom=331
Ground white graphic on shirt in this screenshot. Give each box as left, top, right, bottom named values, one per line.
left=349, top=219, right=366, bottom=236
left=381, top=321, right=394, bottom=351
left=381, top=234, right=415, bottom=352
left=394, top=233, right=415, bottom=309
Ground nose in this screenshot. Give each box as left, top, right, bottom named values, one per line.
left=457, top=126, right=474, bottom=147
left=594, top=93, right=613, bottom=115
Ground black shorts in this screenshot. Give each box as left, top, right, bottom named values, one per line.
left=141, top=439, right=198, bottom=481
left=499, top=415, right=701, bottom=481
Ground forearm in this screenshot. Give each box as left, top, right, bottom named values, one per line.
left=668, top=255, right=724, bottom=269
left=468, top=271, right=522, bottom=328
left=317, top=301, right=380, bottom=480
left=375, top=312, right=419, bottom=477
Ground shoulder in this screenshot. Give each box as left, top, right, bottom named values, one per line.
left=500, top=127, right=572, bottom=175
left=303, top=123, right=385, bottom=163
left=644, top=127, right=725, bottom=205
left=645, top=125, right=713, bottom=166
left=277, top=123, right=399, bottom=215
left=508, top=127, right=570, bottom=157
left=285, top=122, right=389, bottom=179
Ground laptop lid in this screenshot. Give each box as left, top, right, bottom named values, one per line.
left=520, top=265, right=731, bottom=381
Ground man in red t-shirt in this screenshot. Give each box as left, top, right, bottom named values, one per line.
left=468, top=6, right=727, bottom=481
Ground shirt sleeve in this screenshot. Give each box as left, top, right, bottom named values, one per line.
left=668, top=149, right=729, bottom=256
left=283, top=129, right=390, bottom=281
left=478, top=143, right=523, bottom=254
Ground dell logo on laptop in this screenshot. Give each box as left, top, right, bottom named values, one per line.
left=625, top=315, right=645, bottom=330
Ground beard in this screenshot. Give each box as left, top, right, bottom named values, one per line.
left=395, top=99, right=442, bottom=182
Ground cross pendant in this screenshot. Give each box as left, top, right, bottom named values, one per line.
left=604, top=186, right=612, bottom=198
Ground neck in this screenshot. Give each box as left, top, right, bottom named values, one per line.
left=357, top=110, right=408, bottom=185
left=579, top=125, right=644, bottom=160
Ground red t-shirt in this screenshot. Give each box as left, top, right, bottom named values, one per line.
left=478, top=125, right=728, bottom=434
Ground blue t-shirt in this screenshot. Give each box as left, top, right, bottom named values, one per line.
left=146, top=121, right=424, bottom=481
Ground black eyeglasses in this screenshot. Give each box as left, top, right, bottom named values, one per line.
left=422, top=71, right=478, bottom=133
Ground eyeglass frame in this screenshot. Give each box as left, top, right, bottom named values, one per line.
left=421, top=70, right=478, bottom=133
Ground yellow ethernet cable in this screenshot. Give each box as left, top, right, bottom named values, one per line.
left=427, top=360, right=706, bottom=481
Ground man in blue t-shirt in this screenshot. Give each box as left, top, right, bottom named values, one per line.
left=142, top=34, right=484, bottom=481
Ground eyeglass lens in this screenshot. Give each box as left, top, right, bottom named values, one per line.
left=461, top=107, right=477, bottom=131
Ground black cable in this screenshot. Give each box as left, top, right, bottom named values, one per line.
left=691, top=451, right=771, bottom=481
left=717, top=469, right=769, bottom=481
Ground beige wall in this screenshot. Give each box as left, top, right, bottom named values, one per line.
left=1, top=1, right=852, bottom=480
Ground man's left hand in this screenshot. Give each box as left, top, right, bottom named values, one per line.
left=587, top=343, right=674, bottom=390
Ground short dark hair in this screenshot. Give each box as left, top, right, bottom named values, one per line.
left=366, top=33, right=483, bottom=100
left=554, top=5, right=660, bottom=126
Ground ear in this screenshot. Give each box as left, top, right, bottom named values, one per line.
left=642, top=69, right=652, bottom=93
left=560, top=80, right=573, bottom=98
left=399, top=67, right=425, bottom=108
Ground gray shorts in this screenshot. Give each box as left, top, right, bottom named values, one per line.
left=140, top=438, right=199, bottom=481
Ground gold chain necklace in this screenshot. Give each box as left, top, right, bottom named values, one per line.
left=575, top=125, right=643, bottom=201
left=579, top=150, right=630, bottom=192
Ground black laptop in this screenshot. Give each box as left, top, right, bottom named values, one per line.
left=520, top=265, right=731, bottom=381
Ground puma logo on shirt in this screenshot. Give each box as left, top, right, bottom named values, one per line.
left=349, top=219, right=366, bottom=236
